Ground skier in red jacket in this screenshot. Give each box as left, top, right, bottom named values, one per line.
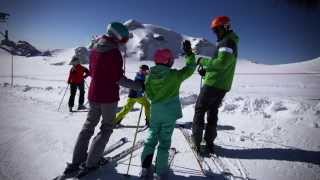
left=67, top=57, right=89, bottom=112
left=62, top=22, right=142, bottom=178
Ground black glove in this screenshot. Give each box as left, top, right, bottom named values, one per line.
left=197, top=65, right=206, bottom=77
left=182, top=40, right=192, bottom=56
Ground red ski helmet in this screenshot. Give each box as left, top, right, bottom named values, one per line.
left=154, top=48, right=174, bottom=67
left=211, top=16, right=231, bottom=29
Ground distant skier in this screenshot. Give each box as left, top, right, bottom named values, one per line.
left=192, top=16, right=239, bottom=154
left=62, top=22, right=142, bottom=178
left=140, top=46, right=196, bottom=179
left=67, top=52, right=90, bottom=112
left=114, top=64, right=151, bottom=126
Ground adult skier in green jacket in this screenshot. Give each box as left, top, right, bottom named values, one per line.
left=192, top=16, right=239, bottom=154
left=140, top=45, right=196, bottom=179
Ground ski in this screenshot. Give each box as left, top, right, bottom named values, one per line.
left=177, top=124, right=210, bottom=177
left=53, top=137, right=129, bottom=180
left=101, top=140, right=144, bottom=165
left=177, top=124, right=237, bottom=178
left=103, top=137, right=129, bottom=155
left=72, top=140, right=145, bottom=179
left=208, top=154, right=252, bottom=180
left=137, top=125, right=149, bottom=133
left=115, top=124, right=148, bottom=133
left=209, top=154, right=234, bottom=180
left=114, top=124, right=145, bottom=129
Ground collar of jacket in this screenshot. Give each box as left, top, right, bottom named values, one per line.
left=93, top=35, right=119, bottom=53
left=216, top=31, right=239, bottom=46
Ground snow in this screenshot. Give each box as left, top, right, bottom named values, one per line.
left=0, top=31, right=320, bottom=180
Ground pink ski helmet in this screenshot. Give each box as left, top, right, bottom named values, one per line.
left=154, top=48, right=174, bottom=67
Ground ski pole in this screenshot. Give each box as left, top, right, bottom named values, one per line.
left=58, top=85, right=67, bottom=95
left=125, top=105, right=144, bottom=177
left=57, top=84, right=69, bottom=111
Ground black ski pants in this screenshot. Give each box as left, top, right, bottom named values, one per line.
left=68, top=82, right=85, bottom=108
left=192, top=85, right=226, bottom=146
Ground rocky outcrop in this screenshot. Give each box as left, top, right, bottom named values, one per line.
left=0, top=39, right=50, bottom=57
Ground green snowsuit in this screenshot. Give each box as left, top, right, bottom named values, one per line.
left=141, top=53, right=196, bottom=175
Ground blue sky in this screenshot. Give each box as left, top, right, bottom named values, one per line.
left=1, top=0, right=319, bottom=64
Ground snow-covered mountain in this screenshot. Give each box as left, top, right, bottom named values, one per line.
left=123, top=19, right=215, bottom=60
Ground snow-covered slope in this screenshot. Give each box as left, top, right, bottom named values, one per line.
left=236, top=57, right=320, bottom=73
left=0, top=39, right=320, bottom=180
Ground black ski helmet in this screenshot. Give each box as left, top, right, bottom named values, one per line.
left=106, top=22, right=129, bottom=43
left=140, top=64, right=149, bottom=71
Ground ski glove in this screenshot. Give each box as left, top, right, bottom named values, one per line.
left=197, top=65, right=206, bottom=77
left=182, top=40, right=192, bottom=56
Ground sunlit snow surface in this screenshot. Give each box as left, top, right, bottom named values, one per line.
left=0, top=46, right=319, bottom=180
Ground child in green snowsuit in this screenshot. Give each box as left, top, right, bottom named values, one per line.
left=140, top=44, right=196, bottom=178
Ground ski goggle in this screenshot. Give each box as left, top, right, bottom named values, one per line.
left=212, top=27, right=222, bottom=34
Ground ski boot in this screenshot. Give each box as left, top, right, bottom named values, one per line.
left=153, top=172, right=168, bottom=180
left=76, top=165, right=99, bottom=178
left=114, top=120, right=123, bottom=128
left=139, top=167, right=154, bottom=179
left=205, top=142, right=215, bottom=155
left=145, top=118, right=150, bottom=127
left=63, top=162, right=80, bottom=176
left=140, top=154, right=154, bottom=179
left=191, top=136, right=201, bottom=155
left=78, top=105, right=87, bottom=110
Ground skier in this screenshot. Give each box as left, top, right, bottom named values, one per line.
left=67, top=52, right=90, bottom=112
left=62, top=22, right=142, bottom=178
left=192, top=16, right=239, bottom=154
left=140, top=45, right=196, bottom=179
left=114, top=64, right=151, bottom=127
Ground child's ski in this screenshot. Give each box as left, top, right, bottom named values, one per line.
left=103, top=137, right=129, bottom=156
left=101, top=140, right=144, bottom=165
left=72, top=140, right=145, bottom=179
